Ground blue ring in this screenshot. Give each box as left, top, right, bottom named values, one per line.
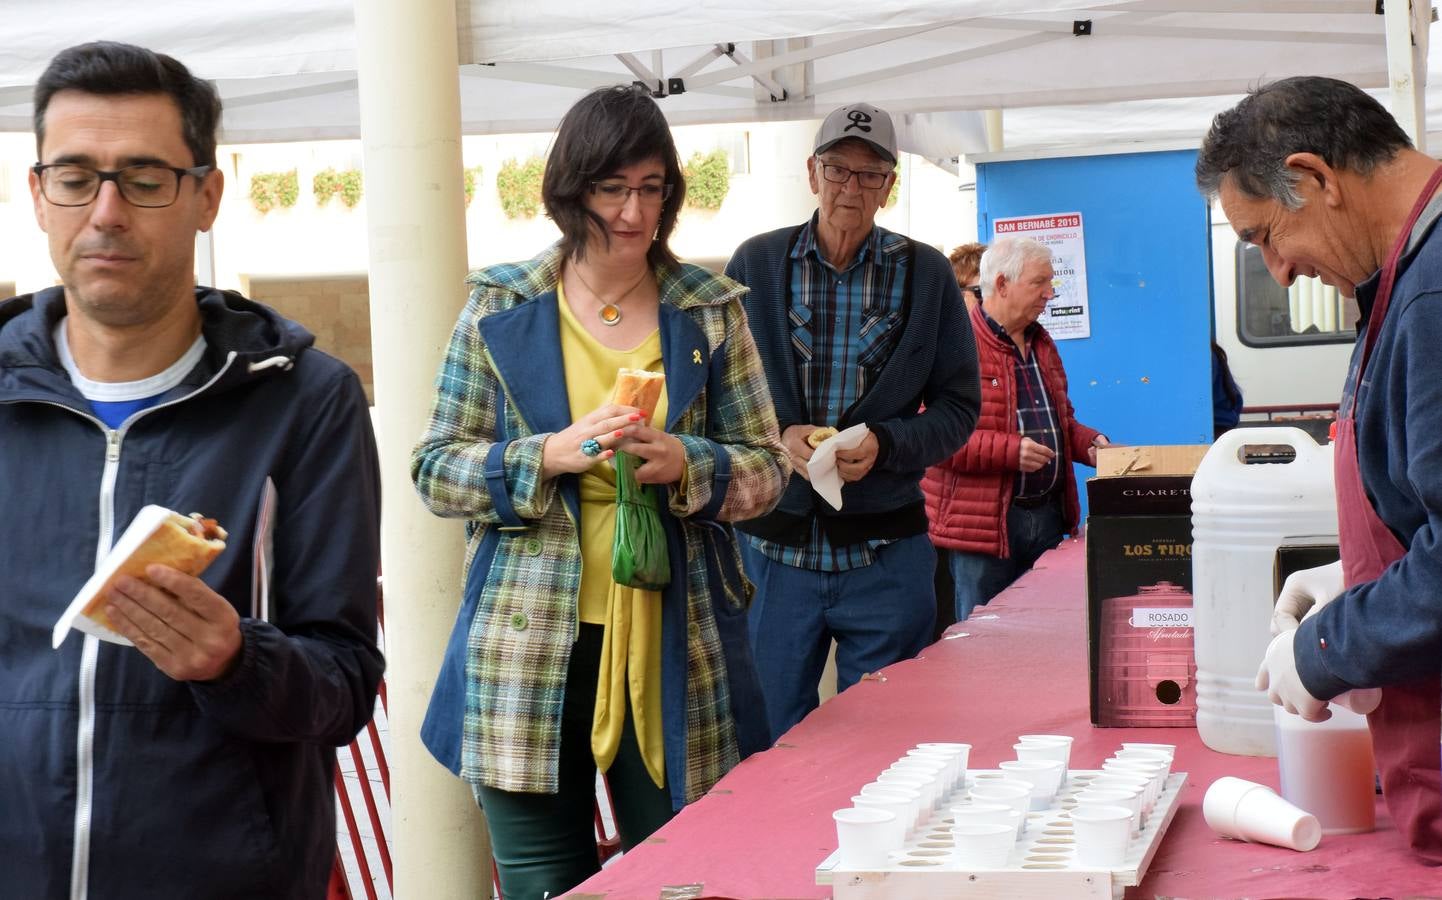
left=580, top=438, right=603, bottom=458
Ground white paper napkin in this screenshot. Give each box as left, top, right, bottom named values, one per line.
left=805, top=423, right=872, bottom=511
left=52, top=505, right=182, bottom=648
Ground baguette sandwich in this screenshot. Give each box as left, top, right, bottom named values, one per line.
left=610, top=368, right=666, bottom=427
left=79, top=511, right=228, bottom=631
left=806, top=426, right=839, bottom=448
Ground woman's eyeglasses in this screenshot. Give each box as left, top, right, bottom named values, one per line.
left=589, top=180, right=673, bottom=207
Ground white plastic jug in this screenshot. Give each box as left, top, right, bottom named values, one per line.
left=1191, top=426, right=1338, bottom=756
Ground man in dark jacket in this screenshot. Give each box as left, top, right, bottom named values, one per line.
left=0, top=42, right=383, bottom=897
left=923, top=237, right=1107, bottom=621
left=725, top=102, right=980, bottom=739
left=1198, top=75, right=1442, bottom=860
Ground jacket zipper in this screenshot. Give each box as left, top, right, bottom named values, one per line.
left=7, top=353, right=241, bottom=900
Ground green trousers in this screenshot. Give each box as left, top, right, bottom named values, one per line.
left=475, top=624, right=674, bottom=899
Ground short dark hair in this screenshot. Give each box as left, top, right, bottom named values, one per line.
left=34, top=41, right=223, bottom=168
left=1195, top=76, right=1411, bottom=208
left=542, top=85, right=685, bottom=270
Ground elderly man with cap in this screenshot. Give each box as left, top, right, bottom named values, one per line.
left=725, top=102, right=980, bottom=739
left=1197, top=75, right=1442, bottom=861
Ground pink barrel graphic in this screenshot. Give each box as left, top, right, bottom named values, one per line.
left=1098, top=581, right=1197, bottom=727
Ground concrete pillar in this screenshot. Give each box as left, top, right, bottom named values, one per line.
left=352, top=0, right=489, bottom=897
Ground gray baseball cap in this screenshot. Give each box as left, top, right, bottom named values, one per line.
left=813, top=102, right=897, bottom=164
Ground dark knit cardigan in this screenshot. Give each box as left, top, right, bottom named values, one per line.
left=725, top=221, right=980, bottom=546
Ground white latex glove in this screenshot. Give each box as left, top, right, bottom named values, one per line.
left=1334, top=689, right=1383, bottom=716
left=1255, top=630, right=1330, bottom=722
left=1271, top=560, right=1345, bottom=635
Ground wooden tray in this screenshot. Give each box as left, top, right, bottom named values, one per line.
left=817, top=769, right=1187, bottom=899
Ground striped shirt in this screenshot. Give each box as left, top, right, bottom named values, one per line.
left=748, top=217, right=908, bottom=571
left=980, top=309, right=1061, bottom=499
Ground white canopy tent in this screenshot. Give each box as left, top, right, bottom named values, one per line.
left=5, top=3, right=1433, bottom=896
left=0, top=0, right=1432, bottom=157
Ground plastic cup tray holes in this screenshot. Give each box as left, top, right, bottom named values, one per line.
left=817, top=769, right=1187, bottom=899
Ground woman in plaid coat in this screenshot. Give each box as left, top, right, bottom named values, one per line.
left=411, top=86, right=788, bottom=898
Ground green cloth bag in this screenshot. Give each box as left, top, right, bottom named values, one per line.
left=611, top=451, right=671, bottom=590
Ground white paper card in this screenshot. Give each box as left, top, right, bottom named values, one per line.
left=805, top=423, right=872, bottom=511
left=51, top=505, right=179, bottom=649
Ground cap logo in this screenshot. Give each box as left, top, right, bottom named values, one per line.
left=845, top=110, right=873, bottom=133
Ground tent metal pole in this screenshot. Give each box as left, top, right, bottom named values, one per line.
left=1383, top=0, right=1428, bottom=153
left=353, top=0, right=489, bottom=896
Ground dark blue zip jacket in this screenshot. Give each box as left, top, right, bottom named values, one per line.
left=0, top=287, right=383, bottom=899
left=1296, top=202, right=1442, bottom=697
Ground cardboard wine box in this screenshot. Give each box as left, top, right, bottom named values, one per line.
left=1086, top=445, right=1209, bottom=727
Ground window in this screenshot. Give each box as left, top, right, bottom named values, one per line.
left=1235, top=241, right=1356, bottom=347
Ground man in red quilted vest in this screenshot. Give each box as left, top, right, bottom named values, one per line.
left=922, top=237, right=1108, bottom=620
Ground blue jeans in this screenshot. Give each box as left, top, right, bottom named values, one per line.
left=946, top=494, right=1065, bottom=621
left=741, top=533, right=937, bottom=740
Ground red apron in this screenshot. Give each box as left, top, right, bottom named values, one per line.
left=1333, top=164, right=1442, bottom=861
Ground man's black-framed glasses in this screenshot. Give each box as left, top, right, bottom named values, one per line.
left=964, top=284, right=983, bottom=300
left=817, top=162, right=889, bottom=190
left=32, top=163, right=214, bottom=208
left=588, top=180, right=674, bottom=207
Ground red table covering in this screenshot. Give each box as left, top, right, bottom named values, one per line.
left=568, top=536, right=1441, bottom=898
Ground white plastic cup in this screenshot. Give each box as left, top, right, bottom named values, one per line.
left=950, top=802, right=1022, bottom=843
left=1103, top=758, right=1166, bottom=809
left=1121, top=742, right=1175, bottom=760
left=877, top=770, right=940, bottom=811
left=859, top=782, right=923, bottom=831
left=917, top=741, right=972, bottom=779
left=1013, top=741, right=1071, bottom=777
left=851, top=793, right=910, bottom=847
left=1202, top=776, right=1322, bottom=852
left=1018, top=734, right=1074, bottom=771
left=908, top=746, right=965, bottom=791
left=834, top=806, right=898, bottom=868
left=1114, top=748, right=1174, bottom=780
left=1069, top=804, right=1132, bottom=867
left=1076, top=787, right=1143, bottom=835
left=1089, top=773, right=1153, bottom=821
left=952, top=822, right=1014, bottom=869
left=998, top=759, right=1064, bottom=809
left=969, top=780, right=1032, bottom=817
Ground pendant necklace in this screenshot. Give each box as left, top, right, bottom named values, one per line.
left=571, top=264, right=650, bottom=326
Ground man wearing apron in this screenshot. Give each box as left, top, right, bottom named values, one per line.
left=1196, top=76, right=1442, bottom=862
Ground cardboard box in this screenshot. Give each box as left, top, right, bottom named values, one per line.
left=1087, top=445, right=1208, bottom=727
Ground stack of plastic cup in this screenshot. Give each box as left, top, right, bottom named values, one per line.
left=952, top=823, right=1014, bottom=869
left=1202, top=776, right=1322, bottom=852
left=833, top=807, right=898, bottom=867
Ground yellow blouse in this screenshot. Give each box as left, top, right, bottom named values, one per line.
left=556, top=282, right=668, bottom=788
